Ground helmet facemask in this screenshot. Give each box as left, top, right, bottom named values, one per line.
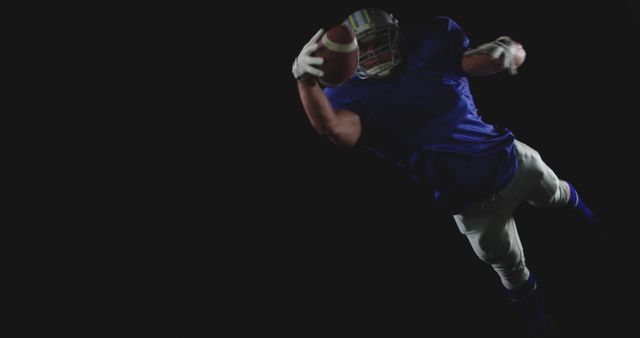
left=356, top=27, right=401, bottom=78
left=343, top=8, right=401, bottom=79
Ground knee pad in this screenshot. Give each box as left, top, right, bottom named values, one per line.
left=476, top=233, right=511, bottom=264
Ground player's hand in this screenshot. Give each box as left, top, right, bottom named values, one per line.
left=464, top=36, right=521, bottom=75
left=292, top=29, right=325, bottom=80
left=492, top=36, right=519, bottom=74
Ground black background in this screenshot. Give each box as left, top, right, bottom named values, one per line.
left=6, top=1, right=639, bottom=336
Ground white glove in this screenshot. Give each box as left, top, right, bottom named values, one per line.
left=292, top=29, right=325, bottom=80
left=464, top=36, right=519, bottom=75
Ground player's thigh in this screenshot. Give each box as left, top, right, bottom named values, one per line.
left=512, top=140, right=560, bottom=205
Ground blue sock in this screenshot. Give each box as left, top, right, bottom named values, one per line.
left=506, top=273, right=537, bottom=302
left=506, top=274, right=556, bottom=337
left=565, top=181, right=598, bottom=224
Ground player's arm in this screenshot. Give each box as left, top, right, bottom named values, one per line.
left=461, top=36, right=526, bottom=77
left=296, top=79, right=362, bottom=147
left=292, top=29, right=362, bottom=148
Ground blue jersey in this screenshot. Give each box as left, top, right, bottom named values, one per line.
left=324, top=17, right=517, bottom=213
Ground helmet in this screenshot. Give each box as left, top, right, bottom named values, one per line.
left=343, top=8, right=401, bottom=79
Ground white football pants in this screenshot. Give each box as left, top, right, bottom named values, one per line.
left=453, top=140, right=569, bottom=290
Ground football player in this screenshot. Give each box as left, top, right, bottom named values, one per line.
left=293, top=8, right=597, bottom=337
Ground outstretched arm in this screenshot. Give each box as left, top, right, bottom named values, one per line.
left=461, top=36, right=526, bottom=77
left=293, top=30, right=362, bottom=148
left=297, top=79, right=362, bottom=147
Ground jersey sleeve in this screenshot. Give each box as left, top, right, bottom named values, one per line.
left=324, top=86, right=379, bottom=148
left=409, top=16, right=470, bottom=74
left=324, top=86, right=353, bottom=112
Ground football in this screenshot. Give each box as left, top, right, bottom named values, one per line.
left=314, top=25, right=359, bottom=87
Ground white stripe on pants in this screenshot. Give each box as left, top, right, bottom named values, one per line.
left=453, top=140, right=565, bottom=289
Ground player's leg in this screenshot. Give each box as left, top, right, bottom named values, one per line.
left=454, top=187, right=554, bottom=336
left=454, top=209, right=529, bottom=290
left=564, top=180, right=598, bottom=223
left=507, top=273, right=556, bottom=337
left=512, top=140, right=597, bottom=223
